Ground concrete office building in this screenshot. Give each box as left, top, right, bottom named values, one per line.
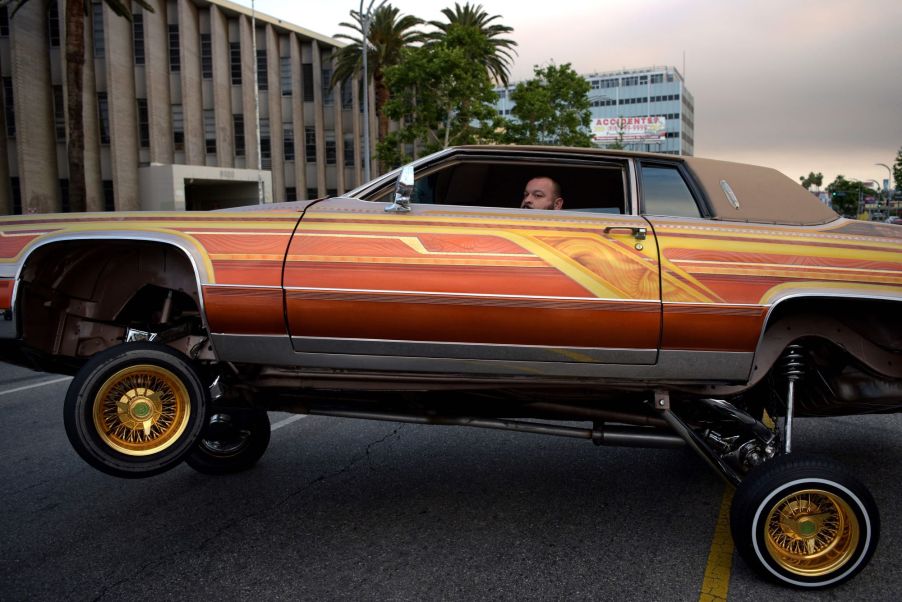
left=496, top=65, right=694, bottom=156
left=0, top=0, right=372, bottom=214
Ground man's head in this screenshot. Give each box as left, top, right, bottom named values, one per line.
left=521, top=177, right=563, bottom=210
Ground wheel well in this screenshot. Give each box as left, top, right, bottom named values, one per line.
left=748, top=296, right=902, bottom=388
left=766, top=297, right=902, bottom=352
left=16, top=240, right=205, bottom=362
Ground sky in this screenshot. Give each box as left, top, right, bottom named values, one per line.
left=232, top=0, right=902, bottom=189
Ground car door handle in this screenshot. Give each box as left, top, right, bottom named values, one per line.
left=603, top=226, right=647, bottom=240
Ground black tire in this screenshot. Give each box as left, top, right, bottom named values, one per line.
left=730, top=454, right=879, bottom=589
left=186, top=409, right=271, bottom=475
left=63, top=342, right=207, bottom=478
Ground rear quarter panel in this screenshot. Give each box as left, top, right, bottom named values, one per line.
left=650, top=216, right=902, bottom=352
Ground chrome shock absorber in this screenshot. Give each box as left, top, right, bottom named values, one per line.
left=778, top=344, right=806, bottom=454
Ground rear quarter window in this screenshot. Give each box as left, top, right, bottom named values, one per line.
left=640, top=164, right=702, bottom=218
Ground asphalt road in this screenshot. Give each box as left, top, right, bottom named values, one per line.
left=1, top=358, right=901, bottom=601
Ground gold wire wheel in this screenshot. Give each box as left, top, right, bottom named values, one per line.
left=92, top=364, right=192, bottom=456
left=764, top=488, right=860, bottom=577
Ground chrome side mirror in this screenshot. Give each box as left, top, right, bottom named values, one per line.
left=385, top=164, right=414, bottom=213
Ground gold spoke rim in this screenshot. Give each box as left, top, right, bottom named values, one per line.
left=764, top=488, right=860, bottom=577
left=92, top=365, right=191, bottom=456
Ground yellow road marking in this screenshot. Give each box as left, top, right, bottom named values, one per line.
left=699, top=485, right=735, bottom=602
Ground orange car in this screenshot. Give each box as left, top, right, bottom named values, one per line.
left=1, top=146, right=900, bottom=588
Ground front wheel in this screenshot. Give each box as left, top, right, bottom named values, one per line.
left=186, top=409, right=271, bottom=475
left=730, top=454, right=879, bottom=589
left=64, top=343, right=208, bottom=478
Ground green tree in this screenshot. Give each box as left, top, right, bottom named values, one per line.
left=377, top=31, right=500, bottom=167
left=331, top=5, right=423, bottom=143
left=893, top=146, right=902, bottom=192
left=425, top=2, right=517, bottom=86
left=826, top=175, right=866, bottom=217
left=799, top=171, right=824, bottom=192
left=505, top=63, right=592, bottom=147
left=3, top=0, right=153, bottom=212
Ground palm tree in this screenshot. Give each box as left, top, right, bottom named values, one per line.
left=426, top=2, right=517, bottom=86
left=3, top=0, right=152, bottom=212
left=331, top=5, right=422, bottom=143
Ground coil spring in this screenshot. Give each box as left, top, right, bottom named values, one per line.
left=779, top=344, right=807, bottom=382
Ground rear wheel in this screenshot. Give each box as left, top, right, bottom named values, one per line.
left=730, top=454, right=879, bottom=588
left=64, top=343, right=207, bottom=478
left=187, top=409, right=271, bottom=475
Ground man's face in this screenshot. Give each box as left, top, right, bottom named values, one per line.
left=521, top=177, right=562, bottom=210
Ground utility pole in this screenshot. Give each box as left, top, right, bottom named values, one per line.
left=252, top=0, right=263, bottom=204
left=876, top=162, right=893, bottom=213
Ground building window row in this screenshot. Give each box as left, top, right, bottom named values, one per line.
left=48, top=0, right=60, bottom=47
left=260, top=118, right=271, bottom=169
left=97, top=92, right=110, bottom=144
left=344, top=134, right=354, bottom=165
left=204, top=109, right=216, bottom=155
left=92, top=3, right=104, bottom=58
left=0, top=6, right=9, bottom=37
left=280, top=57, right=291, bottom=96
left=589, top=72, right=676, bottom=89
left=137, top=99, right=149, bottom=148
left=256, top=48, right=267, bottom=91
left=589, top=93, right=681, bottom=108
left=230, top=43, right=242, bottom=85
left=305, top=126, right=315, bottom=160
left=302, top=64, right=314, bottom=101
left=341, top=78, right=353, bottom=109
left=2, top=77, right=14, bottom=138
left=325, top=132, right=336, bottom=164
left=201, top=34, right=212, bottom=79
left=172, top=104, right=184, bottom=151
left=322, top=67, right=333, bottom=105
left=52, top=85, right=65, bottom=140
left=282, top=122, right=294, bottom=161
left=283, top=124, right=294, bottom=161
left=233, top=114, right=245, bottom=157
left=133, top=13, right=144, bottom=65
left=168, top=24, right=180, bottom=72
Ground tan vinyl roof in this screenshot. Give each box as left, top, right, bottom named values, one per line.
left=683, top=156, right=838, bottom=225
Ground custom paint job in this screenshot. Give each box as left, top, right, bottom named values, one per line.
left=1, top=202, right=901, bottom=368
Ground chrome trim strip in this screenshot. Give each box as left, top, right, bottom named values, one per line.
left=290, top=336, right=656, bottom=364
left=283, top=285, right=661, bottom=305
left=212, top=334, right=752, bottom=382
left=628, top=158, right=640, bottom=215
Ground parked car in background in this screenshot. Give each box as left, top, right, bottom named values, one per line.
left=1, top=145, right=900, bottom=589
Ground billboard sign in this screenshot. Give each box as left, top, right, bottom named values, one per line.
left=592, top=116, right=666, bottom=143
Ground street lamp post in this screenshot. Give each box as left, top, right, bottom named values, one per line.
left=876, top=162, right=893, bottom=212
left=252, top=0, right=263, bottom=204
left=360, top=0, right=386, bottom=183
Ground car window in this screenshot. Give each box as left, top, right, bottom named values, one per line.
left=369, top=161, right=628, bottom=214
left=640, top=164, right=701, bottom=218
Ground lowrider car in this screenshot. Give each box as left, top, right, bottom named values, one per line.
left=2, top=145, right=901, bottom=588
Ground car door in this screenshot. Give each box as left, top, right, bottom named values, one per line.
left=637, top=160, right=768, bottom=357
left=283, top=157, right=662, bottom=375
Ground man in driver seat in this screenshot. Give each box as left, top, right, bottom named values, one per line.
left=521, top=176, right=564, bottom=210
